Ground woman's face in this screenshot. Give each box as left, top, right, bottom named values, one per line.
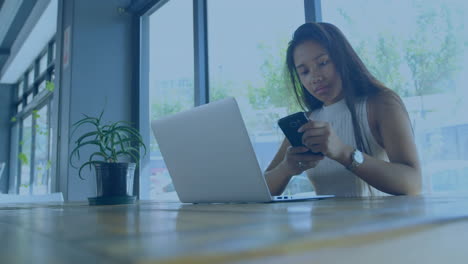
left=293, top=40, right=343, bottom=106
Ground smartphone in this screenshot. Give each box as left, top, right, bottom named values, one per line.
left=278, top=112, right=322, bottom=155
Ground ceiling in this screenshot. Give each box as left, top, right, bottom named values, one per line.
left=0, top=0, right=153, bottom=84
left=0, top=0, right=37, bottom=78
left=0, top=0, right=59, bottom=84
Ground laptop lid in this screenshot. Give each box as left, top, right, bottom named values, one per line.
left=151, top=97, right=273, bottom=203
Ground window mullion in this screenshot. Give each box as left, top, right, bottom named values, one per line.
left=193, top=0, right=209, bottom=106
left=304, top=0, right=322, bottom=22
left=30, top=112, right=37, bottom=194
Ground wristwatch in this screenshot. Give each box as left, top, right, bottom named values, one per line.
left=347, top=149, right=364, bottom=171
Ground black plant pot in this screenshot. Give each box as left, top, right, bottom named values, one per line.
left=88, top=162, right=136, bottom=205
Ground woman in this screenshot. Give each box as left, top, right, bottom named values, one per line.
left=264, top=22, right=422, bottom=197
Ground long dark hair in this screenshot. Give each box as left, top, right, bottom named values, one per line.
left=286, top=22, right=390, bottom=155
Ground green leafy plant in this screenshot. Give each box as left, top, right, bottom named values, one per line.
left=32, top=110, right=40, bottom=119
left=46, top=81, right=55, bottom=92
left=69, top=111, right=146, bottom=179
left=18, top=153, right=29, bottom=165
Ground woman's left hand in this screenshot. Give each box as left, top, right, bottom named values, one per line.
left=298, top=121, right=348, bottom=161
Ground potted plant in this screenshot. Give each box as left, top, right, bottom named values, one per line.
left=69, top=111, right=146, bottom=205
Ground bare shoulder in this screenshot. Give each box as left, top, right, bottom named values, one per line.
left=368, top=89, right=420, bottom=170
left=368, top=88, right=409, bottom=119
left=367, top=88, right=411, bottom=148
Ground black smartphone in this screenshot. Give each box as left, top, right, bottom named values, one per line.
left=278, top=112, right=322, bottom=155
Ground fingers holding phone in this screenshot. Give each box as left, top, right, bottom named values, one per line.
left=283, top=146, right=324, bottom=175
left=277, top=112, right=322, bottom=155
left=298, top=120, right=346, bottom=160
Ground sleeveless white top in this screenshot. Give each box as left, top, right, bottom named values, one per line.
left=306, top=98, right=388, bottom=197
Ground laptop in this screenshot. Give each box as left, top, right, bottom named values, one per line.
left=151, top=97, right=334, bottom=203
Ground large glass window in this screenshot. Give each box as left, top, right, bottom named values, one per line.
left=17, top=80, right=24, bottom=113
left=322, top=0, right=468, bottom=194
left=207, top=0, right=309, bottom=194
left=18, top=80, right=24, bottom=100
left=26, top=93, right=33, bottom=105
left=143, top=0, right=316, bottom=199
left=33, top=105, right=51, bottom=194
left=39, top=52, right=48, bottom=75
left=148, top=0, right=194, bottom=199
left=141, top=0, right=468, bottom=199
left=10, top=39, right=56, bottom=195
left=19, top=115, right=33, bottom=194
left=27, top=69, right=34, bottom=88
left=38, top=80, right=46, bottom=93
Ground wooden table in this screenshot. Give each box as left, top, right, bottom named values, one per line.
left=1, top=195, right=468, bottom=264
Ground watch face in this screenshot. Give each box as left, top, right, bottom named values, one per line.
left=354, top=150, right=364, bottom=164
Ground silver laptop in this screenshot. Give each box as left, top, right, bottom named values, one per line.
left=151, top=97, right=334, bottom=203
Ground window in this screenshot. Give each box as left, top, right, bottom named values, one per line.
left=38, top=80, right=46, bottom=93
left=142, top=0, right=313, bottom=200
left=51, top=42, right=56, bottom=61
left=27, top=69, right=34, bottom=88
left=142, top=1, right=468, bottom=199
left=39, top=52, right=48, bottom=75
left=10, top=38, right=56, bottom=195
left=18, top=80, right=23, bottom=100
left=19, top=115, right=32, bottom=194
left=147, top=0, right=194, bottom=199
left=27, top=93, right=33, bottom=105
left=33, top=105, right=51, bottom=194
left=207, top=0, right=308, bottom=194
left=322, top=0, right=468, bottom=194
left=17, top=80, right=24, bottom=113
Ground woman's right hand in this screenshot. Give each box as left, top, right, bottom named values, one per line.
left=282, top=146, right=324, bottom=175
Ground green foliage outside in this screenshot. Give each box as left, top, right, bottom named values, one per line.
left=148, top=0, right=463, bottom=152
left=151, top=101, right=184, bottom=120
left=18, top=153, right=28, bottom=165
left=248, top=1, right=461, bottom=123
left=247, top=42, right=302, bottom=115
left=210, top=79, right=231, bottom=102
left=32, top=110, right=40, bottom=119
left=46, top=81, right=55, bottom=92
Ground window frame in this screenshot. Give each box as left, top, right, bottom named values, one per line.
left=9, top=37, right=56, bottom=194
left=134, top=0, right=321, bottom=199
